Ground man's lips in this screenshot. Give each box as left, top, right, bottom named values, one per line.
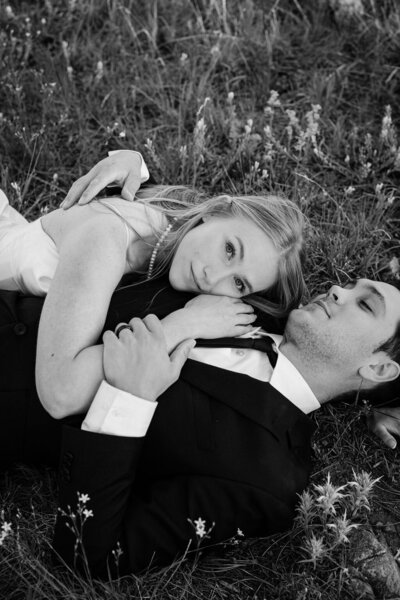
left=191, top=266, right=201, bottom=291
left=313, top=299, right=330, bottom=318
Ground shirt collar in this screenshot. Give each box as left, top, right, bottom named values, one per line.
left=244, top=328, right=320, bottom=414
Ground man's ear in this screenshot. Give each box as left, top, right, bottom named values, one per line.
left=359, top=360, right=400, bottom=384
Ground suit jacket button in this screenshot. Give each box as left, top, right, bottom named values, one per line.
left=14, top=323, right=27, bottom=336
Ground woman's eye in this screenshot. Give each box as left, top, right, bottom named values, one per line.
left=234, top=277, right=245, bottom=292
left=226, top=242, right=235, bottom=259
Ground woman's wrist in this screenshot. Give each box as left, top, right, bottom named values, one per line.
left=161, top=308, right=199, bottom=352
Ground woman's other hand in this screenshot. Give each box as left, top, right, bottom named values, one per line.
left=161, top=295, right=256, bottom=354
left=61, top=150, right=148, bottom=209
left=367, top=406, right=400, bottom=449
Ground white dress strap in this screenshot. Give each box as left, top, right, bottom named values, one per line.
left=96, top=198, right=141, bottom=249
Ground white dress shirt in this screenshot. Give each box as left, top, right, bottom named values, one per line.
left=82, top=328, right=320, bottom=437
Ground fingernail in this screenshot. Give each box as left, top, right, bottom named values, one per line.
left=390, top=440, right=397, bottom=449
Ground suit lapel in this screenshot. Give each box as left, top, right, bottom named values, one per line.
left=180, top=359, right=316, bottom=446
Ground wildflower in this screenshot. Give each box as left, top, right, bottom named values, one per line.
left=193, top=117, right=206, bottom=161
left=0, top=521, right=12, bottom=546
left=187, top=516, right=215, bottom=544
left=237, top=528, right=244, bottom=537
left=345, top=186, right=355, bottom=195
left=296, top=489, right=315, bottom=529
left=95, top=60, right=104, bottom=83
left=327, top=511, right=359, bottom=544
left=244, top=119, right=253, bottom=135
left=180, top=53, right=188, bottom=65
left=380, top=105, right=394, bottom=143
left=194, top=517, right=206, bottom=538
left=210, top=44, right=220, bottom=57
left=119, top=131, right=126, bottom=138
left=227, top=91, right=234, bottom=104
left=389, top=257, right=400, bottom=278
left=347, top=470, right=381, bottom=515
left=300, top=533, right=326, bottom=568
left=82, top=509, right=93, bottom=519
left=267, top=90, right=281, bottom=108
left=313, top=473, right=346, bottom=516
left=78, top=493, right=90, bottom=504
left=5, top=5, right=15, bottom=18
left=329, top=0, right=365, bottom=18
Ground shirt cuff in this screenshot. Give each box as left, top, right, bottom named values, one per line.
left=82, top=380, right=157, bottom=437
left=108, top=150, right=150, bottom=182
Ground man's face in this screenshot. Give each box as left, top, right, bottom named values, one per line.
left=285, top=279, right=400, bottom=375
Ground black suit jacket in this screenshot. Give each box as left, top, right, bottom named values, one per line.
left=53, top=359, right=315, bottom=577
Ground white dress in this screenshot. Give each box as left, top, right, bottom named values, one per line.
left=0, top=190, right=166, bottom=296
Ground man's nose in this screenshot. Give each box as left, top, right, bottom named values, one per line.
left=327, top=284, right=349, bottom=303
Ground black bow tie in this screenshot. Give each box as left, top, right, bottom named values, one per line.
left=195, top=335, right=278, bottom=368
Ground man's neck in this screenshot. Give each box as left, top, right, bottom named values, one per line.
left=278, top=339, right=354, bottom=404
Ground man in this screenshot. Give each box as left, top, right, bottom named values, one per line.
left=50, top=277, right=400, bottom=577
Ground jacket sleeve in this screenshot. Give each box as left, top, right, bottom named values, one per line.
left=53, top=425, right=294, bottom=578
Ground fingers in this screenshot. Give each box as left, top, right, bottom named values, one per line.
left=238, top=312, right=257, bottom=325
left=121, top=173, right=142, bottom=202
left=170, top=338, right=196, bottom=377
left=234, top=324, right=255, bottom=335
left=371, top=422, right=397, bottom=449
left=78, top=174, right=110, bottom=206
left=102, top=329, right=119, bottom=348
left=61, top=176, right=90, bottom=209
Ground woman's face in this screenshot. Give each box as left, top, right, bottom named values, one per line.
left=169, top=214, right=280, bottom=297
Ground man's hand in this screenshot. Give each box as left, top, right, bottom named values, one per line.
left=102, top=315, right=195, bottom=402
left=61, top=150, right=144, bottom=209
left=367, top=406, right=400, bottom=449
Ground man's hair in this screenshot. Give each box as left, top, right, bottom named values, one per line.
left=376, top=279, right=400, bottom=364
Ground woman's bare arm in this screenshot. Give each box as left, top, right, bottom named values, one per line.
left=36, top=213, right=127, bottom=419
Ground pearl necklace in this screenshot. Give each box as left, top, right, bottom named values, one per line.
left=147, top=218, right=178, bottom=279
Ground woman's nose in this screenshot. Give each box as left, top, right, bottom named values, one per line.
left=203, top=265, right=224, bottom=291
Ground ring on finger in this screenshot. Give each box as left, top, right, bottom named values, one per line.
left=115, top=322, right=133, bottom=336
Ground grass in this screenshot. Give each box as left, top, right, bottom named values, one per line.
left=0, top=0, right=400, bottom=597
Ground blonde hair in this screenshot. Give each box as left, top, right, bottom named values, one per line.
left=135, top=185, right=306, bottom=318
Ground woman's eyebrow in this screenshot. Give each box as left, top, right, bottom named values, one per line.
left=234, top=236, right=253, bottom=292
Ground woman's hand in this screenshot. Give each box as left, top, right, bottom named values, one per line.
left=161, top=294, right=256, bottom=352
left=61, top=150, right=146, bottom=209
left=367, top=406, right=400, bottom=449
left=184, top=294, right=257, bottom=338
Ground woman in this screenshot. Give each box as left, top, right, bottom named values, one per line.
left=0, top=153, right=305, bottom=419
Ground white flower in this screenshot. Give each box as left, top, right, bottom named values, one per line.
left=194, top=517, right=206, bottom=538
left=2, top=522, right=12, bottom=533
left=237, top=528, right=244, bottom=537
left=83, top=509, right=93, bottom=519
left=78, top=493, right=90, bottom=504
